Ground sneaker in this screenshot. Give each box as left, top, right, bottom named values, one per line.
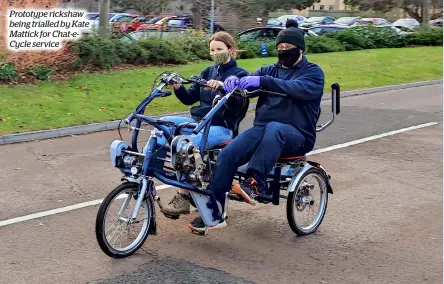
left=160, top=192, right=191, bottom=216
left=188, top=217, right=227, bottom=234
left=230, top=177, right=260, bottom=206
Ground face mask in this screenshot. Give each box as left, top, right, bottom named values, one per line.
left=211, top=52, right=230, bottom=65
left=277, top=47, right=301, bottom=67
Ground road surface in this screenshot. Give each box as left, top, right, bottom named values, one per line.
left=0, top=84, right=442, bottom=284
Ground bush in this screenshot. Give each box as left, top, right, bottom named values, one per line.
left=70, top=34, right=188, bottom=69
left=405, top=28, right=443, bottom=46
left=31, top=66, right=53, bottom=81
left=0, top=63, right=18, bottom=82
left=167, top=30, right=211, bottom=61
left=238, top=41, right=262, bottom=59
left=326, top=29, right=374, bottom=50
left=305, top=36, right=345, bottom=54
left=70, top=36, right=121, bottom=69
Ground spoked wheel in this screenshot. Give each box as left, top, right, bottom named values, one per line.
left=286, top=167, right=328, bottom=236
left=95, top=182, right=155, bottom=258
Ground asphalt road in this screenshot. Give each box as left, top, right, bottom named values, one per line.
left=0, top=84, right=442, bottom=284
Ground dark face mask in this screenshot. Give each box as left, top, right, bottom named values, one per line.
left=277, top=47, right=301, bottom=67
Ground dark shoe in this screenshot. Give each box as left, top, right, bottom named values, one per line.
left=230, top=177, right=260, bottom=206
left=188, top=217, right=227, bottom=234
left=160, top=192, right=191, bottom=217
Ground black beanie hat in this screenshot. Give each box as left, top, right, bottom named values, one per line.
left=275, top=19, right=306, bottom=51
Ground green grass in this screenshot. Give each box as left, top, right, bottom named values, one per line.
left=0, top=46, right=442, bottom=135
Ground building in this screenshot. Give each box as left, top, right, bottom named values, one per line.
left=293, top=0, right=352, bottom=17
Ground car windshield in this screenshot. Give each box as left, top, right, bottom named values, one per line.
left=147, top=17, right=161, bottom=24
left=87, top=14, right=99, bottom=20
left=306, top=17, right=324, bottom=23
left=334, top=17, right=356, bottom=25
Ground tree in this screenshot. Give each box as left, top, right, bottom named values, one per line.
left=343, top=0, right=443, bottom=22
left=111, top=0, right=173, bottom=14
left=227, top=0, right=320, bottom=21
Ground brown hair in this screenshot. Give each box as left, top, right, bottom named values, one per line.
left=209, top=31, right=240, bottom=58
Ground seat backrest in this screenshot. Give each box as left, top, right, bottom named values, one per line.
left=232, top=97, right=250, bottom=137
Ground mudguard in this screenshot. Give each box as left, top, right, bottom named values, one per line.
left=110, top=140, right=130, bottom=166
left=288, top=162, right=333, bottom=194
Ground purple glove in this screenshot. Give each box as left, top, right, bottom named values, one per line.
left=238, top=76, right=261, bottom=90
left=223, top=76, right=239, bottom=93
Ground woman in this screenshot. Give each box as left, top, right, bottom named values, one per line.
left=159, top=31, right=249, bottom=219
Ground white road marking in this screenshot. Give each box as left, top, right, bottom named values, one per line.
left=308, top=121, right=439, bottom=155
left=0, top=121, right=439, bottom=228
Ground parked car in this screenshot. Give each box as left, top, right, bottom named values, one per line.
left=276, top=15, right=307, bottom=26
left=299, top=16, right=336, bottom=28
left=120, top=15, right=154, bottom=33
left=392, top=18, right=420, bottom=30
left=90, top=13, right=117, bottom=29
left=120, top=30, right=190, bottom=43
left=333, top=16, right=361, bottom=26
left=266, top=18, right=282, bottom=26
left=430, top=19, right=443, bottom=29
left=308, top=24, right=350, bottom=35
left=137, top=15, right=177, bottom=31
left=238, top=26, right=316, bottom=42
left=166, top=16, right=224, bottom=32
left=109, top=13, right=139, bottom=32
left=352, top=18, right=392, bottom=27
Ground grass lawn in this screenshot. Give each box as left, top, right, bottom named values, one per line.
left=0, top=46, right=442, bottom=135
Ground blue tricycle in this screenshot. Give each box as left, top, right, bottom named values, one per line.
left=95, top=71, right=341, bottom=258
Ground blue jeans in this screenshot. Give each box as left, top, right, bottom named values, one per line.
left=156, top=116, right=233, bottom=150
left=209, top=122, right=307, bottom=205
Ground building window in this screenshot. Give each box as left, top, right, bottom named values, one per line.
left=319, top=5, right=324, bottom=10
left=311, top=5, right=315, bottom=10
left=329, top=5, right=334, bottom=10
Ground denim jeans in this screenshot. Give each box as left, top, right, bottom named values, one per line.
left=208, top=121, right=307, bottom=205
left=156, top=116, right=233, bottom=150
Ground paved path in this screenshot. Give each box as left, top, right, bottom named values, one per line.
left=0, top=84, right=442, bottom=284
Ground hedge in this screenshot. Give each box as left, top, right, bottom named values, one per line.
left=0, top=27, right=442, bottom=83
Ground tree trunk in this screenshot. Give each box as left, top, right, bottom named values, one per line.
left=423, top=0, right=430, bottom=25
left=99, top=0, right=110, bottom=38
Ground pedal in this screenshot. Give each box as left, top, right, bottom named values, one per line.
left=189, top=226, right=208, bottom=236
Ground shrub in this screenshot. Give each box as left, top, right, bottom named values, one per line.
left=0, top=63, right=18, bottom=82
left=405, top=28, right=443, bottom=46
left=135, top=39, right=188, bottom=65
left=31, top=66, right=53, bottom=81
left=305, top=36, right=345, bottom=54
left=70, top=36, right=121, bottom=69
left=167, top=30, right=211, bottom=61
left=237, top=41, right=262, bottom=59
left=326, top=29, right=374, bottom=50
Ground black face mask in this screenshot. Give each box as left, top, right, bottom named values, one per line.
left=277, top=47, right=301, bottom=67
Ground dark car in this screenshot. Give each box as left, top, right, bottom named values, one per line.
left=166, top=16, right=224, bottom=32
left=308, top=24, right=350, bottom=36
left=238, top=27, right=315, bottom=42
left=299, top=16, right=336, bottom=28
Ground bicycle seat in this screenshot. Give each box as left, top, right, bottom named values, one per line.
left=277, top=155, right=306, bottom=163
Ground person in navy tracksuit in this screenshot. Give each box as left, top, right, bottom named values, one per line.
left=189, top=20, right=326, bottom=232
left=159, top=31, right=249, bottom=218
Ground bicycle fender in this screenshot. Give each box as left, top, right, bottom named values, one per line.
left=307, top=161, right=333, bottom=194
left=288, top=162, right=333, bottom=194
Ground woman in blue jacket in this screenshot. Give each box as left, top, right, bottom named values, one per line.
left=159, top=31, right=249, bottom=217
